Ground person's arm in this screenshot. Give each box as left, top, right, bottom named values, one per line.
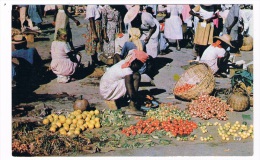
left=144, top=25, right=156, bottom=44
left=226, top=5, right=239, bottom=34
left=89, top=17, right=99, bottom=43
left=64, top=5, right=80, bottom=26
left=125, top=74, right=137, bottom=102
left=101, top=8, right=109, bottom=42
left=189, top=5, right=203, bottom=22
left=118, top=13, right=123, bottom=33
left=53, top=6, right=58, bottom=22
left=226, top=16, right=238, bottom=34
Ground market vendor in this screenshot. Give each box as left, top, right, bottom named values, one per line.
left=200, top=34, right=234, bottom=77
left=12, top=35, right=43, bottom=87
left=99, top=49, right=149, bottom=114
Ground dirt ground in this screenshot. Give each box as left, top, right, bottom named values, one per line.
left=11, top=13, right=254, bottom=157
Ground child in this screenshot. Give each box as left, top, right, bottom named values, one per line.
left=50, top=28, right=81, bottom=83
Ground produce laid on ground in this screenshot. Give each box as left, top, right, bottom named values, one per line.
left=12, top=95, right=253, bottom=156
left=121, top=118, right=198, bottom=137
left=187, top=94, right=233, bottom=120
left=146, top=103, right=191, bottom=121
left=43, top=109, right=101, bottom=136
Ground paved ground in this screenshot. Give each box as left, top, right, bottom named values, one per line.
left=11, top=13, right=255, bottom=158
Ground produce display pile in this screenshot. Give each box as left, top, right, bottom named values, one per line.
left=187, top=94, right=233, bottom=120
left=121, top=118, right=197, bottom=137
left=146, top=103, right=191, bottom=121
left=42, top=109, right=101, bottom=136
left=12, top=95, right=253, bottom=156
left=174, top=83, right=195, bottom=94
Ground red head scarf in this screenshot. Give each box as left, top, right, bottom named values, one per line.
left=121, top=49, right=149, bottom=69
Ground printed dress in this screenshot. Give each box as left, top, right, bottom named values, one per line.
left=102, top=5, right=122, bottom=56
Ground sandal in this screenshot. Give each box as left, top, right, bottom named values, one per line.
left=176, top=46, right=181, bottom=51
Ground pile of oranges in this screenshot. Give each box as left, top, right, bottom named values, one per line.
left=42, top=109, right=100, bottom=136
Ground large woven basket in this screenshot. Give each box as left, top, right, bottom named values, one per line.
left=240, top=36, right=253, bottom=51
left=227, top=84, right=250, bottom=111
left=173, top=63, right=215, bottom=101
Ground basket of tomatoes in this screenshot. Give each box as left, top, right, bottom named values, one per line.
left=173, top=63, right=215, bottom=101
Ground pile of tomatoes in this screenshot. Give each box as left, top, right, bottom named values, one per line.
left=121, top=118, right=198, bottom=137
left=174, top=83, right=195, bottom=94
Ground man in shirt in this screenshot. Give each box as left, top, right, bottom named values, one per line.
left=200, top=34, right=234, bottom=77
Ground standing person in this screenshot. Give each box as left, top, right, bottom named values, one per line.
left=200, top=34, right=234, bottom=77
left=53, top=5, right=80, bottom=50
left=223, top=4, right=241, bottom=54
left=102, top=5, right=123, bottom=58
left=85, top=5, right=103, bottom=66
left=189, top=4, right=218, bottom=61
left=124, top=5, right=160, bottom=58
left=27, top=5, right=43, bottom=28
left=100, top=49, right=149, bottom=113
left=50, top=28, right=81, bottom=83
left=164, top=4, right=184, bottom=51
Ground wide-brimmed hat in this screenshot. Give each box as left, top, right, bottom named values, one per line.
left=12, top=35, right=26, bottom=44
left=213, top=34, right=234, bottom=48
left=124, top=5, right=140, bottom=24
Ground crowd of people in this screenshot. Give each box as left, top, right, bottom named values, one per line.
left=11, top=4, right=253, bottom=114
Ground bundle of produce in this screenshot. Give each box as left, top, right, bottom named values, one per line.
left=173, top=63, right=215, bottom=101
left=146, top=103, right=191, bottom=121
left=187, top=94, right=233, bottom=120
left=100, top=109, right=129, bottom=127
left=42, top=109, right=101, bottom=136
left=121, top=118, right=197, bottom=137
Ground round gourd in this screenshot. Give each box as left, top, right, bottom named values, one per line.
left=73, top=95, right=89, bottom=111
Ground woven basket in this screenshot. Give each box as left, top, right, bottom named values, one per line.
left=173, top=63, right=215, bottom=101
left=227, top=84, right=250, bottom=111
left=240, top=36, right=253, bottom=51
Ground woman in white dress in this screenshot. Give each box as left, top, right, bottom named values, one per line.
left=100, top=49, right=149, bottom=113
left=164, top=5, right=184, bottom=51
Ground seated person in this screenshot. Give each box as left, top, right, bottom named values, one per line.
left=200, top=34, right=234, bottom=76
left=12, top=35, right=43, bottom=87
left=50, top=28, right=81, bottom=83
left=100, top=49, right=149, bottom=114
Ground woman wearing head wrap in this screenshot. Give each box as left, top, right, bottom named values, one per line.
left=100, top=49, right=148, bottom=113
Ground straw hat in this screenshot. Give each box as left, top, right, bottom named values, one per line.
left=213, top=34, right=234, bottom=48
left=124, top=5, right=140, bottom=24
left=12, top=35, right=26, bottom=44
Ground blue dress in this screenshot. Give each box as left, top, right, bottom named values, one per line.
left=28, top=5, right=42, bottom=25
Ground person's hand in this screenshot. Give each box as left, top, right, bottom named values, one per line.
left=104, top=35, right=109, bottom=43
left=93, top=34, right=99, bottom=43
left=144, top=36, right=150, bottom=44
left=75, top=20, right=80, bottom=26
left=51, top=21, right=55, bottom=26
left=226, top=26, right=231, bottom=34
left=206, top=18, right=211, bottom=23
